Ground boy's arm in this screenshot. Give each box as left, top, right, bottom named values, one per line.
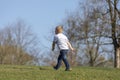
left=67, top=41, right=74, bottom=51
left=52, top=42, right=55, bottom=51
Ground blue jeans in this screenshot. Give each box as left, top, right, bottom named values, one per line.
left=55, top=50, right=70, bottom=70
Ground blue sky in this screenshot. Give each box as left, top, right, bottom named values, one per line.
left=0, top=0, right=80, bottom=50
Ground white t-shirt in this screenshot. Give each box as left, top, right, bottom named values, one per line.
left=53, top=33, right=69, bottom=50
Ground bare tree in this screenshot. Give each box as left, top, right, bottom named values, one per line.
left=105, top=0, right=120, bottom=68
left=0, top=20, right=40, bottom=65
left=89, top=0, right=120, bottom=69
left=62, top=0, right=115, bottom=67
left=45, top=0, right=120, bottom=67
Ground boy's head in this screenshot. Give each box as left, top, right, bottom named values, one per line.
left=55, top=25, right=63, bottom=34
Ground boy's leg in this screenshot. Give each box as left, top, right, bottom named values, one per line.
left=61, top=50, right=70, bottom=70
left=54, top=53, right=62, bottom=70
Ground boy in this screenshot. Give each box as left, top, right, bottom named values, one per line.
left=52, top=25, right=74, bottom=71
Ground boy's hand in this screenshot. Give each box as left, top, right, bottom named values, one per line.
left=52, top=47, right=54, bottom=51
left=52, top=42, right=55, bottom=51
left=71, top=48, right=75, bottom=51
left=71, top=48, right=76, bottom=54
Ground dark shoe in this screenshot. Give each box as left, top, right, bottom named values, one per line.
left=65, top=68, right=72, bottom=71
left=53, top=66, right=57, bottom=70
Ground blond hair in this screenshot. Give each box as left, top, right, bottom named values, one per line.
left=55, top=25, right=63, bottom=34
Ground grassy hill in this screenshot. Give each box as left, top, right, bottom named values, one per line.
left=0, top=65, right=120, bottom=80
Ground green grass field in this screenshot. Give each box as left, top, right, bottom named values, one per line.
left=0, top=65, right=120, bottom=80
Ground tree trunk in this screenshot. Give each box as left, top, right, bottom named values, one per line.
left=107, top=0, right=119, bottom=68
left=116, top=48, right=120, bottom=68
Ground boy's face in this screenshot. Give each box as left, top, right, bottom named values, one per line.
left=55, top=26, right=63, bottom=34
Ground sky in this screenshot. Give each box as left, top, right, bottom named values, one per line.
left=0, top=0, right=80, bottom=50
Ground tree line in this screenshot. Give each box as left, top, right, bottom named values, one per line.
left=0, top=20, right=40, bottom=65
left=43, top=0, right=120, bottom=68
left=0, top=0, right=120, bottom=68
left=64, top=0, right=120, bottom=68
